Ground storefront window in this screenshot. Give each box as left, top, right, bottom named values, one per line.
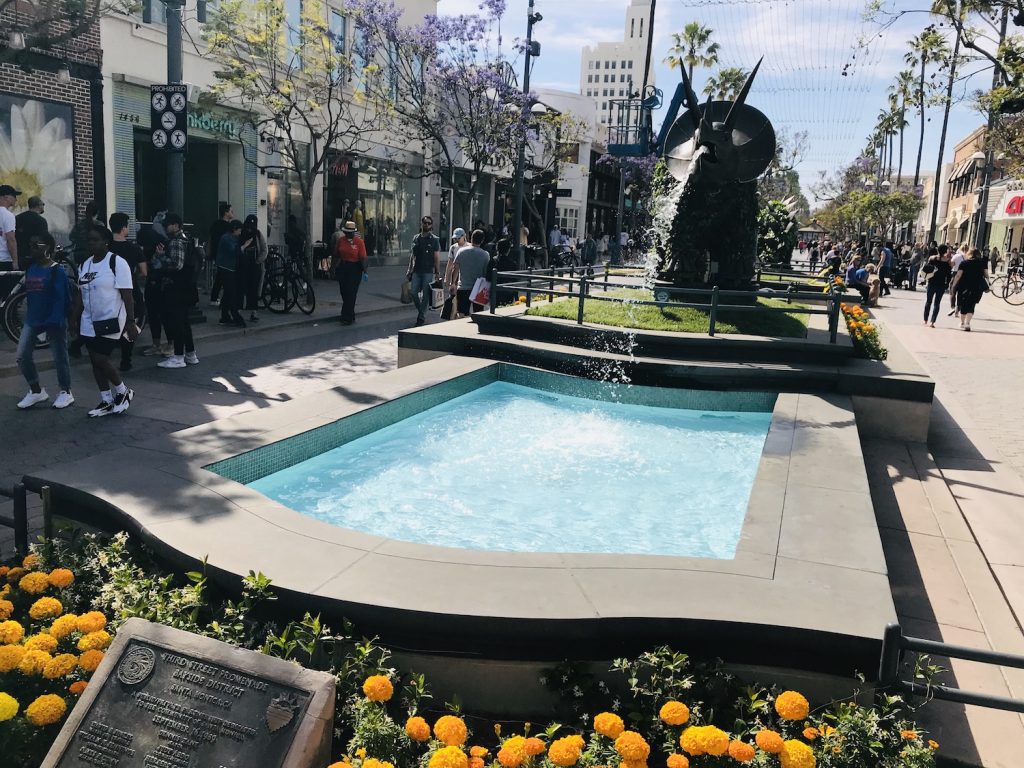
left=556, top=206, right=579, bottom=241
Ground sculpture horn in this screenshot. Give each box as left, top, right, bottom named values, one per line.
left=725, top=57, right=764, bottom=129
left=678, top=58, right=702, bottom=130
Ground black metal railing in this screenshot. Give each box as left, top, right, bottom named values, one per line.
left=491, top=265, right=849, bottom=343
left=0, top=483, right=29, bottom=555
left=879, top=623, right=1024, bottom=713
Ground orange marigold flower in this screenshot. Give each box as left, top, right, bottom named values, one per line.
left=549, top=736, right=583, bottom=767
left=779, top=739, right=815, bottom=768
left=6, top=567, right=27, bottom=585
left=434, top=716, right=468, bottom=747
left=900, top=729, right=918, bottom=741
left=77, top=630, right=112, bottom=652
left=497, top=739, right=526, bottom=768
left=47, top=614, right=79, bottom=640
left=18, top=571, right=50, bottom=595
left=429, top=746, right=469, bottom=768
left=69, top=681, right=88, bottom=695
left=362, top=675, right=394, bottom=702
left=328, top=763, right=353, bottom=768
left=621, top=760, right=647, bottom=768
left=470, top=746, right=489, bottom=758
left=469, top=758, right=485, bottom=768
left=0, top=620, right=25, bottom=645
left=727, top=741, right=756, bottom=763
left=0, top=644, right=26, bottom=673
left=76, top=612, right=107, bottom=634
left=43, top=653, right=78, bottom=680
left=363, top=759, right=394, bottom=768
left=614, top=731, right=650, bottom=762
left=24, top=633, right=58, bottom=653
left=77, top=649, right=105, bottom=673
left=666, top=755, right=689, bottom=768
left=929, top=740, right=939, bottom=750
left=25, top=693, right=66, bottom=726
left=22, top=553, right=41, bottom=570
left=594, top=711, right=625, bottom=738
left=28, top=597, right=63, bottom=620
left=18, top=649, right=52, bottom=675
left=678, top=726, right=728, bottom=757
left=802, top=727, right=819, bottom=741
left=523, top=738, right=545, bottom=757
left=774, top=691, right=810, bottom=721
left=47, top=569, right=75, bottom=589
left=658, top=701, right=690, bottom=726
left=0, top=599, right=12, bottom=621
left=406, top=716, right=431, bottom=742
left=754, top=730, right=784, bottom=754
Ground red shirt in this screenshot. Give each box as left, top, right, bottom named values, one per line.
left=334, top=234, right=367, bottom=264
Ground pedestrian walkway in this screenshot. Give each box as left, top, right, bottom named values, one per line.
left=865, top=289, right=1024, bottom=767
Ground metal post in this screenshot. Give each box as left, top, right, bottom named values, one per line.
left=708, top=285, right=719, bottom=336
left=974, top=6, right=1009, bottom=252
left=41, top=485, right=53, bottom=542
left=166, top=0, right=185, bottom=216
left=577, top=274, right=587, bottom=324
left=610, top=161, right=627, bottom=265
left=878, top=623, right=904, bottom=686
left=510, top=0, right=538, bottom=269
left=828, top=294, right=839, bottom=344
left=12, top=482, right=28, bottom=555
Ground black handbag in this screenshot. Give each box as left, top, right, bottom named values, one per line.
left=92, top=317, right=121, bottom=335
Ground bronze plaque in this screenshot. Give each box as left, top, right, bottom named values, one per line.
left=54, top=638, right=311, bottom=768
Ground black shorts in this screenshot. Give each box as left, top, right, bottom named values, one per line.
left=456, top=289, right=484, bottom=316
left=83, top=335, right=120, bottom=356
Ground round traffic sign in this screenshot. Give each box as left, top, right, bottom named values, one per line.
left=151, top=93, right=167, bottom=112
left=170, top=93, right=186, bottom=112
left=160, top=112, right=177, bottom=130
left=152, top=130, right=167, bottom=148
left=170, top=130, right=187, bottom=149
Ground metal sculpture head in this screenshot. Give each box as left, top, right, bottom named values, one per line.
left=663, top=58, right=776, bottom=185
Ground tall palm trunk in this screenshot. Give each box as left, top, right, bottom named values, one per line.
left=928, top=32, right=961, bottom=241
left=888, top=130, right=894, bottom=179
left=914, top=59, right=926, bottom=187
left=897, top=107, right=905, bottom=183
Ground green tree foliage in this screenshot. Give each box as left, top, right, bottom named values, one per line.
left=701, top=67, right=749, bottom=100
left=664, top=21, right=719, bottom=80
left=757, top=200, right=798, bottom=267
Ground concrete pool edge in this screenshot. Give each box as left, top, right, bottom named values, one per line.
left=23, top=356, right=895, bottom=677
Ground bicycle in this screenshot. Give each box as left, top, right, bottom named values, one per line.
left=551, top=244, right=578, bottom=269
left=262, top=251, right=316, bottom=315
left=2, top=249, right=81, bottom=350
left=999, top=267, right=1024, bottom=306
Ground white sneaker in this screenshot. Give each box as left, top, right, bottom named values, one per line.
left=184, top=352, right=200, bottom=365
left=112, top=388, right=134, bottom=414
left=17, top=389, right=49, bottom=409
left=88, top=400, right=114, bottom=418
left=158, top=355, right=186, bottom=369
left=52, top=391, right=75, bottom=409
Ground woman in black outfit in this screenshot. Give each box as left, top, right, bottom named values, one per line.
left=922, top=246, right=952, bottom=327
left=949, top=247, right=989, bottom=332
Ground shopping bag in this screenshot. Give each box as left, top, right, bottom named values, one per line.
left=430, top=281, right=446, bottom=310
left=441, top=295, right=456, bottom=320
left=468, top=277, right=491, bottom=307
left=400, top=280, right=413, bottom=304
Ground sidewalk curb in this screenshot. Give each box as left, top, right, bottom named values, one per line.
left=0, top=301, right=415, bottom=380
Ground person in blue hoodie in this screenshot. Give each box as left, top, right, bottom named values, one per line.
left=16, top=233, right=76, bottom=409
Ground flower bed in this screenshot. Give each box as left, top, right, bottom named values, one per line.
left=2, top=533, right=936, bottom=768
left=840, top=303, right=888, bottom=360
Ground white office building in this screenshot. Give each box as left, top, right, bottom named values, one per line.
left=578, top=0, right=654, bottom=127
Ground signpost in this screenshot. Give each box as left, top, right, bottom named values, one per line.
left=150, top=84, right=188, bottom=154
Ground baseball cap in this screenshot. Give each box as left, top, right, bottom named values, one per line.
left=0, top=184, right=22, bottom=197
left=452, top=227, right=466, bottom=239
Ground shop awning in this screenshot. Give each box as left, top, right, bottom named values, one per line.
left=947, top=158, right=976, bottom=183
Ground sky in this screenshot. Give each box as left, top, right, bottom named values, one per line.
left=437, top=0, right=1006, bottom=208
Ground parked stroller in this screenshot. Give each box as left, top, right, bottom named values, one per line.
left=891, top=258, right=911, bottom=289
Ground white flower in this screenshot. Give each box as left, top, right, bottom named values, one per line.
left=0, top=98, right=76, bottom=239
left=611, top=698, right=621, bottom=711
left=573, top=686, right=583, bottom=698
left=539, top=676, right=548, bottom=685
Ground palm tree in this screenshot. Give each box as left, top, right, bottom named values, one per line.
left=889, top=70, right=915, bottom=184
left=665, top=22, right=720, bottom=81
left=702, top=67, right=748, bottom=100
left=905, top=27, right=949, bottom=188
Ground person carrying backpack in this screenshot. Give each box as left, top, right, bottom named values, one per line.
left=15, top=232, right=76, bottom=410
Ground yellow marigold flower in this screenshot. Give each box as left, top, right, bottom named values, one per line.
left=594, top=711, right=625, bottom=738
left=22, top=553, right=41, bottom=570
left=76, top=612, right=107, bottom=634
left=434, top=715, right=468, bottom=747
left=754, top=730, right=784, bottom=754
left=659, top=701, right=690, bottom=726
left=497, top=739, right=526, bottom=768
left=0, top=644, right=26, bottom=672
left=0, top=566, right=8, bottom=579
left=727, top=741, right=756, bottom=763
left=406, top=716, right=431, bottom=742
left=6, top=567, right=27, bottom=584
left=362, top=759, right=394, bottom=768
left=328, top=763, right=352, bottom=768
left=78, top=649, right=105, bottom=673
left=0, top=691, right=19, bottom=721
left=25, top=693, right=67, bottom=726
left=0, top=620, right=25, bottom=645
left=929, top=740, right=939, bottom=750
left=666, top=755, right=689, bottom=768
left=900, top=729, right=918, bottom=740
left=820, top=726, right=835, bottom=737
left=678, top=726, right=728, bottom=757
left=621, top=760, right=646, bottom=768
left=779, top=739, right=816, bottom=768
left=18, top=571, right=50, bottom=595
left=18, top=649, right=52, bottom=675
left=469, top=758, right=484, bottom=768
left=69, top=681, right=88, bottom=695
left=0, top=583, right=8, bottom=598
left=429, top=746, right=469, bottom=768
left=0, top=599, right=12, bottom=620
left=362, top=675, right=394, bottom=702
left=77, top=630, right=112, bottom=652
left=48, top=613, right=79, bottom=640
left=24, top=633, right=59, bottom=653
left=43, top=653, right=79, bottom=680
left=567, top=735, right=584, bottom=750
left=802, top=727, right=819, bottom=741
left=548, top=736, right=583, bottom=767
left=614, top=731, right=650, bottom=762
left=29, top=597, right=63, bottom=620
left=775, top=691, right=810, bottom=721
left=469, top=746, right=489, bottom=758
left=523, top=738, right=545, bottom=757
left=47, top=569, right=75, bottom=589
left=355, top=748, right=367, bottom=758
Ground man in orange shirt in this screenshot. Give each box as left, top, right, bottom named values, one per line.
left=333, top=220, right=368, bottom=325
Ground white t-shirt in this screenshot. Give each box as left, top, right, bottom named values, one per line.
left=0, top=206, right=15, bottom=263
left=951, top=251, right=966, bottom=271
left=79, top=252, right=133, bottom=339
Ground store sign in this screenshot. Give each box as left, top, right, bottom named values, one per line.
left=188, top=110, right=240, bottom=139
left=1005, top=195, right=1024, bottom=216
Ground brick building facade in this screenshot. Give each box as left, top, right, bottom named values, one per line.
left=1, top=3, right=104, bottom=244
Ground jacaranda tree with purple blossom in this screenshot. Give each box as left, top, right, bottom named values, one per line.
left=349, top=0, right=530, bottom=227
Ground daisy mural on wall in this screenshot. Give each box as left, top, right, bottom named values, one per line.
left=0, top=95, right=76, bottom=243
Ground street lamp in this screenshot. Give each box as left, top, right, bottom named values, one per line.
left=971, top=149, right=993, bottom=249
left=510, top=0, right=542, bottom=269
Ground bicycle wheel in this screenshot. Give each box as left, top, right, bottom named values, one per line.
left=292, top=276, right=316, bottom=315
left=262, top=268, right=295, bottom=313
left=990, top=275, right=1006, bottom=299
left=1006, top=275, right=1024, bottom=306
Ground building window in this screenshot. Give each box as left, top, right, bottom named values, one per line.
left=285, top=0, right=302, bottom=61
left=611, top=61, right=616, bottom=69
left=605, top=61, right=610, bottom=69
left=630, top=19, right=634, bottom=37
left=628, top=60, right=633, bottom=68
left=640, top=18, right=644, bottom=37
left=556, top=206, right=580, bottom=240
left=329, top=10, right=347, bottom=55
left=601, top=101, right=607, bottom=110
left=621, top=60, right=627, bottom=68
left=619, top=89, right=624, bottom=97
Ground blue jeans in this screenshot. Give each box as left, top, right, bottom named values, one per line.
left=17, top=324, right=71, bottom=392
left=923, top=281, right=945, bottom=323
left=410, top=272, right=434, bottom=321
left=908, top=263, right=920, bottom=290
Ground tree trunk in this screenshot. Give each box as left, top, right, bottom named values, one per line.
left=914, top=59, right=926, bottom=188
left=897, top=109, right=905, bottom=184
left=928, top=33, right=961, bottom=242
left=888, top=130, right=894, bottom=180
